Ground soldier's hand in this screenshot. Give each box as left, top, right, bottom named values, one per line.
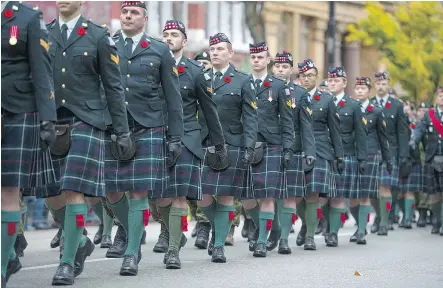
left=166, top=136, right=182, bottom=168
left=282, top=149, right=294, bottom=169
left=303, top=155, right=316, bottom=172
left=336, top=158, right=344, bottom=175
left=358, top=160, right=366, bottom=175
left=115, top=132, right=136, bottom=160
left=215, top=144, right=228, bottom=162
left=386, top=161, right=393, bottom=174
left=409, top=139, right=417, bottom=151
left=40, top=121, right=56, bottom=151
left=242, top=147, right=255, bottom=168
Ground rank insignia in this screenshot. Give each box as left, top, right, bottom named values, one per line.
left=110, top=54, right=119, bottom=65
left=49, top=91, right=55, bottom=99
left=207, top=87, right=212, bottom=93
left=362, top=117, right=367, bottom=125
left=251, top=101, right=257, bottom=110
left=173, top=67, right=178, bottom=75
left=40, top=39, right=49, bottom=52
left=306, top=107, right=312, bottom=115
left=286, top=99, right=292, bottom=108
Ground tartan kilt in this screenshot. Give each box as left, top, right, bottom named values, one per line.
left=284, top=153, right=305, bottom=197
left=335, top=156, right=359, bottom=198
left=105, top=126, right=167, bottom=195
left=399, top=163, right=423, bottom=193
left=153, top=146, right=202, bottom=200
left=379, top=157, right=399, bottom=188
left=423, top=163, right=443, bottom=195
left=356, top=154, right=380, bottom=199
left=305, top=156, right=335, bottom=195
left=201, top=145, right=253, bottom=198
left=1, top=111, right=56, bottom=193
left=250, top=145, right=284, bottom=199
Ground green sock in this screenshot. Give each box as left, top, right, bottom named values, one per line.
left=169, top=207, right=188, bottom=251
left=60, top=203, right=88, bottom=266
left=91, top=202, right=104, bottom=224
left=214, top=203, right=235, bottom=247
left=257, top=211, right=275, bottom=244
left=1, top=211, right=21, bottom=277
left=125, top=198, right=149, bottom=257
left=245, top=203, right=260, bottom=228
left=297, top=200, right=306, bottom=224
left=350, top=205, right=359, bottom=224
left=306, top=202, right=319, bottom=238
left=158, top=204, right=171, bottom=230
left=431, top=201, right=442, bottom=223
left=358, top=205, right=371, bottom=233
left=108, top=194, right=129, bottom=233
left=404, top=199, right=414, bottom=221
left=379, top=196, right=392, bottom=227
left=321, top=203, right=329, bottom=226
left=272, top=199, right=282, bottom=233
left=371, top=198, right=380, bottom=219
left=329, top=207, right=343, bottom=234
left=102, top=206, right=114, bottom=237
left=200, top=200, right=216, bottom=229
left=280, top=207, right=296, bottom=241
left=48, top=205, right=66, bottom=230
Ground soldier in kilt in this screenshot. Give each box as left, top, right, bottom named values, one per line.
left=369, top=72, right=410, bottom=236
left=326, top=66, right=368, bottom=247
left=1, top=2, right=57, bottom=285
left=157, top=20, right=227, bottom=269
left=239, top=44, right=294, bottom=258
left=412, top=87, right=443, bottom=236
left=291, top=59, right=343, bottom=251
left=350, top=77, right=391, bottom=244
left=198, top=33, right=258, bottom=263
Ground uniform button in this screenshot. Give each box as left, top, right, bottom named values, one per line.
left=128, top=60, right=131, bottom=64
left=231, top=93, right=233, bottom=95
left=62, top=84, right=65, bottom=88
left=62, top=99, right=65, bottom=104
left=62, top=68, right=66, bottom=73
left=62, top=52, right=66, bottom=56
left=125, top=88, right=129, bottom=91
left=125, top=101, right=128, bottom=105
left=184, top=86, right=187, bottom=89
left=256, top=97, right=258, bottom=100
left=84, top=52, right=88, bottom=56
left=320, top=108, right=323, bottom=111
left=150, top=63, right=153, bottom=66
left=214, top=93, right=216, bottom=96
left=127, top=74, right=130, bottom=78
left=345, top=113, right=348, bottom=115
left=439, top=140, right=441, bottom=143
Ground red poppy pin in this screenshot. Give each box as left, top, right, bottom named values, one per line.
left=224, top=76, right=231, bottom=83
left=367, top=105, right=373, bottom=112
left=385, top=102, right=391, bottom=109
left=338, top=100, right=345, bottom=107
left=177, top=66, right=185, bottom=73
left=410, top=123, right=416, bottom=129
left=264, top=81, right=270, bottom=87
left=3, top=9, right=13, bottom=18
left=314, top=95, right=320, bottom=101
left=77, top=27, right=86, bottom=36
left=140, top=40, right=149, bottom=48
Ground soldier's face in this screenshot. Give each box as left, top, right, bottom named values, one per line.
left=417, top=108, right=426, bottom=120
left=327, top=77, right=347, bottom=95
left=319, top=86, right=328, bottom=92
left=56, top=1, right=83, bottom=14
left=272, top=63, right=293, bottom=82
left=120, top=7, right=147, bottom=35
left=299, top=68, right=318, bottom=91
left=163, top=29, right=187, bottom=53
left=437, top=92, right=443, bottom=107
left=375, top=80, right=390, bottom=96
left=249, top=51, right=270, bottom=73
left=210, top=43, right=233, bottom=67
left=197, top=60, right=212, bottom=70
left=354, top=85, right=370, bottom=102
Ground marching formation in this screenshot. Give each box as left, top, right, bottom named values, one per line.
left=1, top=1, right=443, bottom=287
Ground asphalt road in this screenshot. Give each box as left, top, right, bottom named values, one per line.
left=7, top=215, right=443, bottom=288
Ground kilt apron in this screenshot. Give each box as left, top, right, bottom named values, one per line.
left=423, top=163, right=443, bottom=194
left=305, top=156, right=336, bottom=196
left=334, top=155, right=359, bottom=199
left=399, top=163, right=423, bottom=193
left=357, top=154, right=380, bottom=199
left=284, top=153, right=305, bottom=198
left=379, top=157, right=400, bottom=188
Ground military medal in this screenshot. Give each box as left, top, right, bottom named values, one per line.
left=9, top=25, right=18, bottom=46
left=291, top=97, right=296, bottom=108
left=268, top=90, right=273, bottom=102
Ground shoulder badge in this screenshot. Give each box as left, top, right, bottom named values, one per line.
left=362, top=117, right=367, bottom=126
left=306, top=107, right=312, bottom=115
left=251, top=101, right=258, bottom=110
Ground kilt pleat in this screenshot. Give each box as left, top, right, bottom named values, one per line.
left=153, top=146, right=202, bottom=200
left=105, top=127, right=166, bottom=195
left=357, top=154, right=380, bottom=199
left=399, top=163, right=423, bottom=193
left=1, top=112, right=56, bottom=193
left=305, top=156, right=335, bottom=196
left=379, top=157, right=399, bottom=187
left=250, top=145, right=284, bottom=199
left=423, top=163, right=443, bottom=195
left=335, top=156, right=358, bottom=198
left=201, top=145, right=253, bottom=198
left=284, top=153, right=305, bottom=197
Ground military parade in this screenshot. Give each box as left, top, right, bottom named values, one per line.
left=1, top=1, right=443, bottom=287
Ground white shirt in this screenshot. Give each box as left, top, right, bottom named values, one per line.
left=361, top=99, right=370, bottom=110
left=59, top=14, right=81, bottom=39
left=212, top=65, right=230, bottom=79
left=308, top=87, right=316, bottom=97
left=121, top=31, right=144, bottom=53
left=1, top=1, right=9, bottom=12
left=334, top=91, right=345, bottom=106
left=175, top=56, right=182, bottom=66
left=252, top=73, right=267, bottom=88
left=376, top=94, right=389, bottom=107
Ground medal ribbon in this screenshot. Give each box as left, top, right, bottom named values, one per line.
left=428, top=109, right=443, bottom=137
left=10, top=25, right=18, bottom=40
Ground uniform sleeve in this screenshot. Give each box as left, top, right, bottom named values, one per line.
left=327, top=99, right=344, bottom=158
left=376, top=110, right=391, bottom=162
left=97, top=32, right=129, bottom=134
left=277, top=86, right=295, bottom=151
left=414, top=115, right=427, bottom=145
left=354, top=103, right=368, bottom=161
left=396, top=105, right=410, bottom=159
left=241, top=79, right=258, bottom=149
left=298, top=90, right=315, bottom=157
left=195, top=70, right=224, bottom=146
left=27, top=12, right=56, bottom=121
left=160, top=47, right=183, bottom=138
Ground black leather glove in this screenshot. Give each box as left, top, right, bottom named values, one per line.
left=40, top=121, right=56, bottom=151
left=166, top=136, right=182, bottom=168
left=336, top=158, right=344, bottom=175
left=282, top=149, right=294, bottom=169
left=386, top=161, right=393, bottom=174
left=115, top=132, right=136, bottom=160
left=358, top=160, right=366, bottom=175
left=242, top=147, right=255, bottom=168
left=399, top=157, right=412, bottom=178
left=215, top=144, right=228, bottom=162
left=303, top=156, right=316, bottom=172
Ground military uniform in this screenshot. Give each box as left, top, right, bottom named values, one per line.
left=1, top=2, right=57, bottom=284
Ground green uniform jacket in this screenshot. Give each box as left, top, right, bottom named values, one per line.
left=414, top=111, right=443, bottom=163
left=365, top=103, right=391, bottom=162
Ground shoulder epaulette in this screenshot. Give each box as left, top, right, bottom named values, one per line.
left=46, top=18, right=56, bottom=28
left=149, top=37, right=163, bottom=43
left=270, top=76, right=285, bottom=84
left=233, top=68, right=249, bottom=77
left=188, top=59, right=203, bottom=69
left=19, top=2, right=38, bottom=11
left=87, top=19, right=108, bottom=31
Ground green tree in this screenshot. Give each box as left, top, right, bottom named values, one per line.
left=347, top=2, right=443, bottom=101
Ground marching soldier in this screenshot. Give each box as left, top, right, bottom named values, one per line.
left=1, top=1, right=57, bottom=285
left=350, top=77, right=391, bottom=244
left=198, top=33, right=258, bottom=263
left=326, top=66, right=368, bottom=247
left=43, top=1, right=134, bottom=284
left=160, top=20, right=227, bottom=268
left=370, top=72, right=409, bottom=236
left=412, top=86, right=443, bottom=236
left=293, top=59, right=343, bottom=251
left=103, top=2, right=184, bottom=276
left=240, top=44, right=295, bottom=258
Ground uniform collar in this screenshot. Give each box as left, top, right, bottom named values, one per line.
left=376, top=94, right=389, bottom=106
left=361, top=99, right=370, bottom=110
left=59, top=14, right=81, bottom=31
left=175, top=55, right=183, bottom=66
left=121, top=30, right=144, bottom=45
left=1, top=1, right=10, bottom=12
left=334, top=91, right=345, bottom=105
left=213, top=65, right=230, bottom=77
left=308, top=87, right=316, bottom=97
left=252, top=73, right=267, bottom=84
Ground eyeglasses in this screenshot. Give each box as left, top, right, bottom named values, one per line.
left=299, top=74, right=317, bottom=80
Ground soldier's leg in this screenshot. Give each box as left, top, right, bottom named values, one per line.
left=356, top=198, right=371, bottom=244
left=194, top=204, right=211, bottom=249
left=295, top=197, right=306, bottom=246
left=188, top=200, right=198, bottom=220
left=305, top=194, right=321, bottom=250
left=266, top=199, right=282, bottom=251
left=396, top=192, right=404, bottom=226
left=417, top=191, right=429, bottom=227
left=430, top=192, right=442, bottom=234
left=225, top=200, right=241, bottom=246
left=349, top=199, right=360, bottom=242
left=14, top=195, right=28, bottom=258
left=87, top=197, right=104, bottom=245
left=242, top=199, right=260, bottom=251
left=251, top=198, right=274, bottom=257
left=277, top=197, right=296, bottom=254
left=214, top=196, right=236, bottom=250
left=403, top=192, right=415, bottom=228
left=328, top=197, right=346, bottom=247
left=388, top=187, right=399, bottom=229
left=105, top=192, right=129, bottom=258
left=378, top=184, right=392, bottom=235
